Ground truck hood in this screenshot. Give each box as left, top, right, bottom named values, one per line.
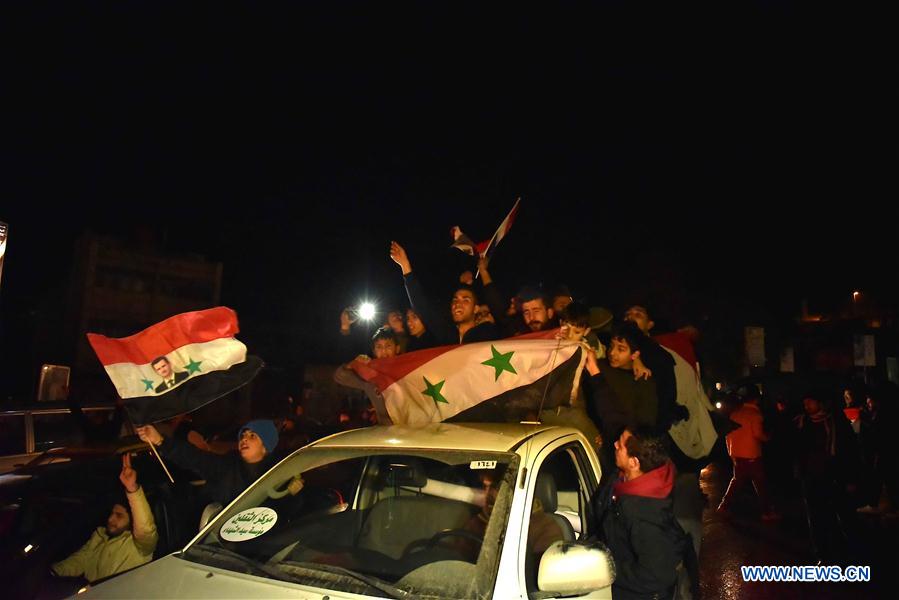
left=80, top=554, right=377, bottom=600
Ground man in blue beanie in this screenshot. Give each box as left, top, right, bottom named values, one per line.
left=137, top=419, right=280, bottom=506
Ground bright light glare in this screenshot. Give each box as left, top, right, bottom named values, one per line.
left=358, top=302, right=376, bottom=321
left=23, top=544, right=33, bottom=553
left=715, top=382, right=722, bottom=391
left=715, top=402, right=722, bottom=409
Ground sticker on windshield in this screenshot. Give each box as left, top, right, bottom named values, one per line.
left=219, top=507, right=278, bottom=542
left=470, top=460, right=497, bottom=470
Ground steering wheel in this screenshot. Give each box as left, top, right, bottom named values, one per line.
left=402, top=529, right=484, bottom=558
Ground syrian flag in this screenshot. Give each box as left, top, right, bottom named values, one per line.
left=449, top=226, right=488, bottom=257
left=87, top=307, right=263, bottom=425
left=480, top=197, right=520, bottom=262
left=350, top=335, right=585, bottom=426
left=450, top=198, right=520, bottom=262
left=654, top=331, right=717, bottom=459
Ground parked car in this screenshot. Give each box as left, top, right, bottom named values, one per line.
left=0, top=403, right=120, bottom=474
left=81, top=423, right=615, bottom=599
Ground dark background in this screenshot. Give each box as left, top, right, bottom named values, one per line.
left=2, top=2, right=897, bottom=398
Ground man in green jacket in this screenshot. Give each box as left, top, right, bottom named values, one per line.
left=52, top=453, right=158, bottom=582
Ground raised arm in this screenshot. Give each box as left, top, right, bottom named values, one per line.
left=137, top=425, right=232, bottom=482
left=477, top=256, right=517, bottom=337
left=120, top=453, right=158, bottom=556
left=390, top=240, right=454, bottom=344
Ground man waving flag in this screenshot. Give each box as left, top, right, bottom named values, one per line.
left=87, top=307, right=263, bottom=424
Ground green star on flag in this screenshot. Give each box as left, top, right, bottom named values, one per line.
left=141, top=378, right=155, bottom=392
left=422, top=377, right=448, bottom=405
left=482, top=345, right=517, bottom=381
left=184, top=358, right=203, bottom=374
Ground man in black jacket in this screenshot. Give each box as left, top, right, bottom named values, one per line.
left=136, top=419, right=280, bottom=506
left=594, top=426, right=692, bottom=600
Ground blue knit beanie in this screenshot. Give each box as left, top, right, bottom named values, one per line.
left=239, top=419, right=279, bottom=454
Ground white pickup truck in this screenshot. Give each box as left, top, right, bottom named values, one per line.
left=81, top=423, right=614, bottom=599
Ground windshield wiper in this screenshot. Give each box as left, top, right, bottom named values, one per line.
left=186, top=543, right=292, bottom=582
left=279, top=560, right=410, bottom=599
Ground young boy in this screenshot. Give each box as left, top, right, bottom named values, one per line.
left=585, top=321, right=660, bottom=481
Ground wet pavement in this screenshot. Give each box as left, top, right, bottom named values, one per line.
left=698, top=462, right=896, bottom=599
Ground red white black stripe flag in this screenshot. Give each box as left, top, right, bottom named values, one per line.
left=87, top=307, right=262, bottom=424
left=450, top=197, right=520, bottom=260
left=351, top=332, right=584, bottom=426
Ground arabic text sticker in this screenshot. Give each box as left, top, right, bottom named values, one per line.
left=219, top=507, right=278, bottom=542
left=470, top=460, right=497, bottom=470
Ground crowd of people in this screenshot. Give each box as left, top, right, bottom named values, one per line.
left=718, top=378, right=899, bottom=565
left=327, top=241, right=709, bottom=597
left=36, top=240, right=899, bottom=599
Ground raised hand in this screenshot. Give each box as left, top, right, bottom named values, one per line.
left=632, top=355, right=652, bottom=381
left=136, top=425, right=163, bottom=447
left=340, top=308, right=356, bottom=334
left=119, top=453, right=138, bottom=493
left=389, top=241, right=412, bottom=275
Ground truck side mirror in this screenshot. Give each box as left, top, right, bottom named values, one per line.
left=537, top=540, right=616, bottom=594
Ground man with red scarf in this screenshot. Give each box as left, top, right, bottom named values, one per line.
left=593, top=426, right=694, bottom=599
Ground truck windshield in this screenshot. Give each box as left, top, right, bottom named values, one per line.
left=186, top=447, right=518, bottom=599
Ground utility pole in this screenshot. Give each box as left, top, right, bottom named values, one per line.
left=0, top=221, right=7, bottom=293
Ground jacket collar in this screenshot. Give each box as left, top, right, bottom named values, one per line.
left=613, top=460, right=676, bottom=499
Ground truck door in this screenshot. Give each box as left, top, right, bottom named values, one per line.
left=520, top=438, right=610, bottom=599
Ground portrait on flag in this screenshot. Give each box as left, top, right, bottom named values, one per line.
left=150, top=356, right=190, bottom=393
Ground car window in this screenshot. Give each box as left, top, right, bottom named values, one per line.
left=33, top=413, right=86, bottom=452
left=0, top=414, right=26, bottom=455
left=188, top=447, right=518, bottom=600
left=525, top=444, right=591, bottom=595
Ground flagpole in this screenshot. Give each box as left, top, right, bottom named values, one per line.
left=147, top=438, right=175, bottom=484
left=126, top=412, right=175, bottom=484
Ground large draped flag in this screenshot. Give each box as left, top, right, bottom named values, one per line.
left=87, top=307, right=263, bottom=425
left=350, top=335, right=585, bottom=427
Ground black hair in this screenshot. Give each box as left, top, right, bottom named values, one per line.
left=371, top=327, right=399, bottom=344
left=610, top=320, right=646, bottom=354
left=150, top=356, right=169, bottom=367
left=560, top=301, right=591, bottom=328
left=547, top=283, right=572, bottom=300
left=623, top=426, right=670, bottom=473
left=516, top=286, right=550, bottom=307
left=453, top=284, right=481, bottom=305
left=623, top=303, right=653, bottom=320
left=112, top=492, right=132, bottom=519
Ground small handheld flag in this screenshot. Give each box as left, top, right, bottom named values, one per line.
left=450, top=198, right=521, bottom=262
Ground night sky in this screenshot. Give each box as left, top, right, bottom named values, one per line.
left=2, top=2, right=897, bottom=397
